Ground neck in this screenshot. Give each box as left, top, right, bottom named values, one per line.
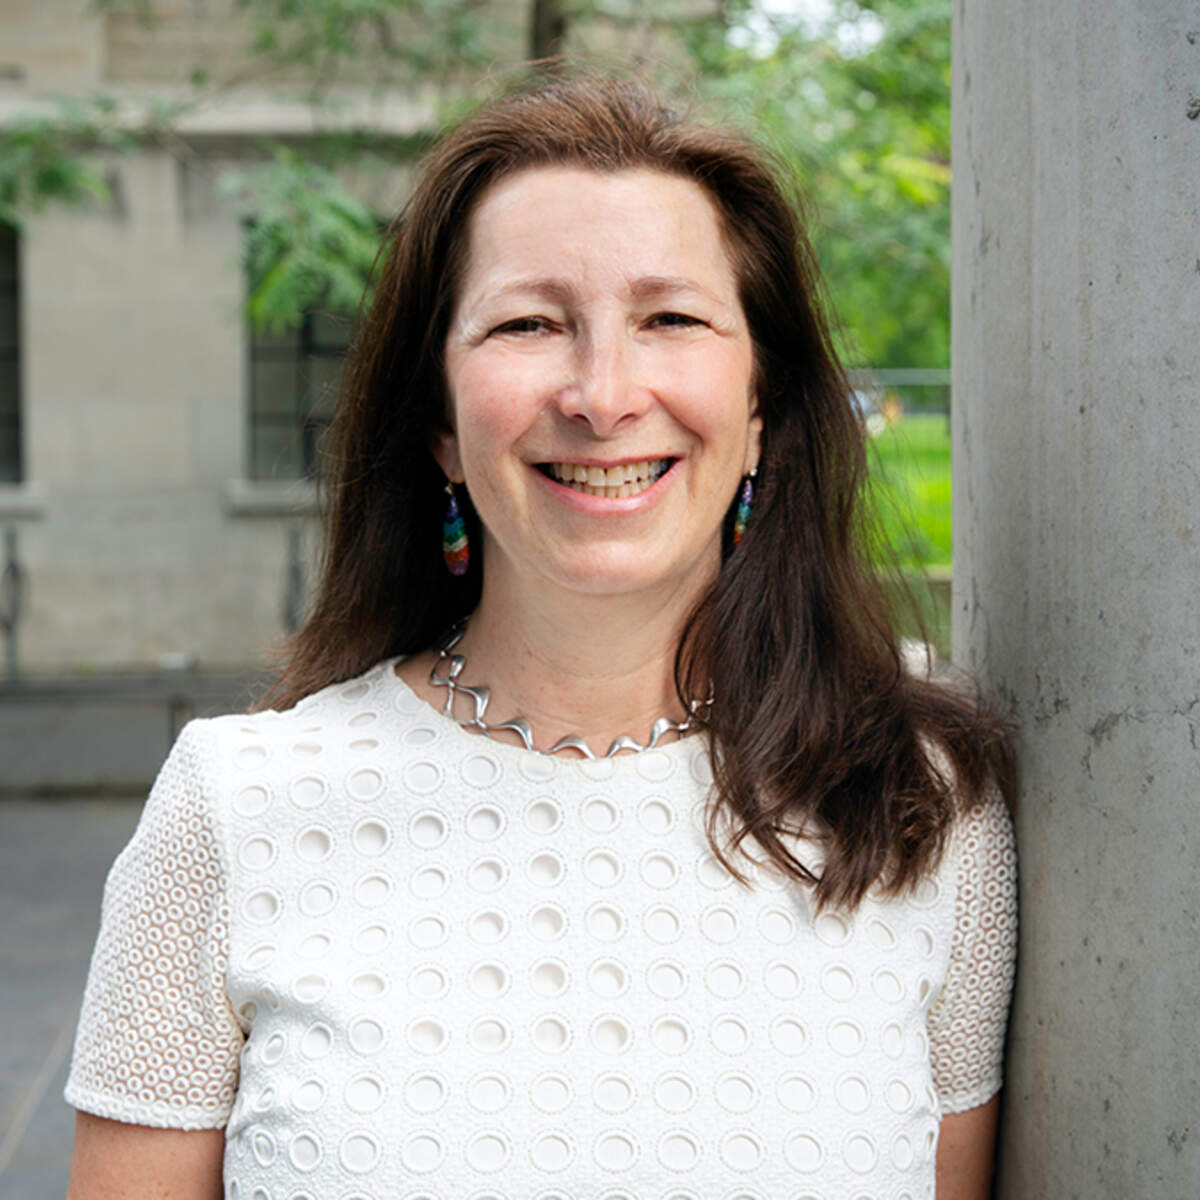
left=405, top=560, right=714, bottom=756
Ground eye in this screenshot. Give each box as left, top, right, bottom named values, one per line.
left=490, top=316, right=556, bottom=336
left=648, top=311, right=704, bottom=329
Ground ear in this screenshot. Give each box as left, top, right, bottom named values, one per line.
left=430, top=427, right=464, bottom=485
left=744, top=407, right=763, bottom=476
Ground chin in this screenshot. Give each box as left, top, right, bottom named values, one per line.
left=539, top=545, right=719, bottom=600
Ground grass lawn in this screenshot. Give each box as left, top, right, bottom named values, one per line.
left=866, top=412, right=953, bottom=657
left=866, top=412, right=953, bottom=569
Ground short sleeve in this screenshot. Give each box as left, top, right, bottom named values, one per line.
left=64, top=720, right=243, bottom=1129
left=926, top=787, right=1018, bottom=1114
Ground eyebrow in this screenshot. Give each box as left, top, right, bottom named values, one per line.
left=480, top=275, right=725, bottom=305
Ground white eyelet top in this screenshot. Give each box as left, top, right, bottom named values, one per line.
left=66, top=658, right=1017, bottom=1200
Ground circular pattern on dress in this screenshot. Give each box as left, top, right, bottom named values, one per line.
left=842, top=1130, right=880, bottom=1174
left=298, top=932, right=331, bottom=960
left=286, top=1132, right=321, bottom=1171
left=643, top=904, right=682, bottom=943
left=588, top=959, right=629, bottom=998
left=402, top=761, right=442, bottom=797
left=237, top=835, right=277, bottom=871
left=585, top=903, right=625, bottom=942
left=399, top=1130, right=444, bottom=1173
left=524, top=798, right=563, bottom=834
left=410, top=913, right=450, bottom=948
left=343, top=1074, right=385, bottom=1114
left=705, top=960, right=745, bottom=999
left=353, top=873, right=392, bottom=908
left=650, top=1016, right=692, bottom=1055
left=529, top=1130, right=575, bottom=1173
left=714, top=1071, right=758, bottom=1113
left=465, top=859, right=508, bottom=897
left=652, top=1071, right=698, bottom=1113
left=352, top=819, right=390, bottom=856
left=828, top=1018, right=867, bottom=1057
left=647, top=959, right=687, bottom=1000
left=583, top=849, right=624, bottom=887
left=243, top=888, right=282, bottom=924
left=295, top=826, right=333, bottom=863
left=411, top=865, right=450, bottom=899
left=783, top=1130, right=825, bottom=1173
left=718, top=1130, right=763, bottom=1172
left=640, top=851, right=680, bottom=889
left=710, top=1014, right=752, bottom=1056
left=581, top=796, right=620, bottom=834
left=291, top=1078, right=325, bottom=1113
left=637, top=796, right=675, bottom=835
left=525, top=852, right=564, bottom=887
left=698, top=905, right=738, bottom=943
left=461, top=754, right=502, bottom=789
left=408, top=811, right=448, bottom=849
left=820, top=963, right=858, bottom=1003
left=834, top=1073, right=871, bottom=1114
left=593, top=1128, right=639, bottom=1172
left=696, top=854, right=733, bottom=889
left=469, top=1017, right=511, bottom=1053
left=406, top=1016, right=446, bottom=1055
left=757, top=906, right=796, bottom=944
left=234, top=784, right=271, bottom=818
left=340, top=1131, right=383, bottom=1174
left=593, top=1072, right=636, bottom=1113
left=298, top=880, right=336, bottom=918
left=469, top=961, right=510, bottom=998
left=764, top=960, right=802, bottom=998
left=466, top=803, right=505, bottom=841
left=658, top=1128, right=703, bottom=1171
left=769, top=1016, right=808, bottom=1056
left=532, top=1015, right=570, bottom=1053
left=466, top=1072, right=512, bottom=1113
left=530, top=1072, right=573, bottom=1113
left=531, top=958, right=568, bottom=997
left=528, top=904, right=566, bottom=941
left=347, top=767, right=385, bottom=801
left=408, top=964, right=449, bottom=1000
left=404, top=1071, right=447, bottom=1114
left=348, top=1016, right=386, bottom=1055
left=590, top=1015, right=633, bottom=1054
left=465, top=1129, right=511, bottom=1173
left=300, top=1022, right=332, bottom=1059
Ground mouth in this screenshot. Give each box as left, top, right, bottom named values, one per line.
left=535, top=458, right=675, bottom=499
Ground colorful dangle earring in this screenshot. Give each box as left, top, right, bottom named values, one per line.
left=442, top=482, right=470, bottom=576
left=733, top=467, right=757, bottom=547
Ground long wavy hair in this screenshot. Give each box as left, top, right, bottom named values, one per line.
left=260, top=70, right=1015, bottom=909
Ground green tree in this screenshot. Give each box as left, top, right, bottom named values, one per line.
left=696, top=0, right=952, bottom=367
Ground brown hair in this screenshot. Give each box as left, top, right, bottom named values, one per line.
left=261, top=69, right=1014, bottom=909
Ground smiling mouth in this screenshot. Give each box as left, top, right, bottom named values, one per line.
left=537, top=459, right=674, bottom=499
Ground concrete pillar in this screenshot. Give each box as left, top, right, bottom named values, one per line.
left=952, top=2, right=1200, bottom=1194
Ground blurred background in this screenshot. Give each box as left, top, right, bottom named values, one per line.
left=0, top=3, right=952, bottom=1191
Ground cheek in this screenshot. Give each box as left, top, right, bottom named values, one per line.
left=452, top=363, right=538, bottom=459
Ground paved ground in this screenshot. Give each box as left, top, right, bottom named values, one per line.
left=0, top=796, right=142, bottom=1200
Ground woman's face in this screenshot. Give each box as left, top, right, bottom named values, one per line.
left=436, top=165, right=761, bottom=604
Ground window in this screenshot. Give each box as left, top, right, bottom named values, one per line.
left=248, top=310, right=350, bottom=480
left=0, top=227, right=20, bottom=483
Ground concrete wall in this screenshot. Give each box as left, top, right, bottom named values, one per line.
left=952, top=2, right=1200, bottom=1194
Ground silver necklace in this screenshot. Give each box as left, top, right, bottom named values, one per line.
left=429, top=619, right=710, bottom=759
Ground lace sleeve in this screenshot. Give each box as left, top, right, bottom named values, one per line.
left=64, top=720, right=243, bottom=1129
left=926, top=787, right=1018, bottom=1114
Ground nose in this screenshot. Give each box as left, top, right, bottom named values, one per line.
left=556, top=327, right=652, bottom=436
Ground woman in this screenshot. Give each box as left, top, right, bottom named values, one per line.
left=66, top=72, right=1016, bottom=1199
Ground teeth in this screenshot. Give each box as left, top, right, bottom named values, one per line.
left=544, top=458, right=672, bottom=497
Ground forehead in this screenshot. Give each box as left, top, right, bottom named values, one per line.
left=456, top=165, right=738, bottom=296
